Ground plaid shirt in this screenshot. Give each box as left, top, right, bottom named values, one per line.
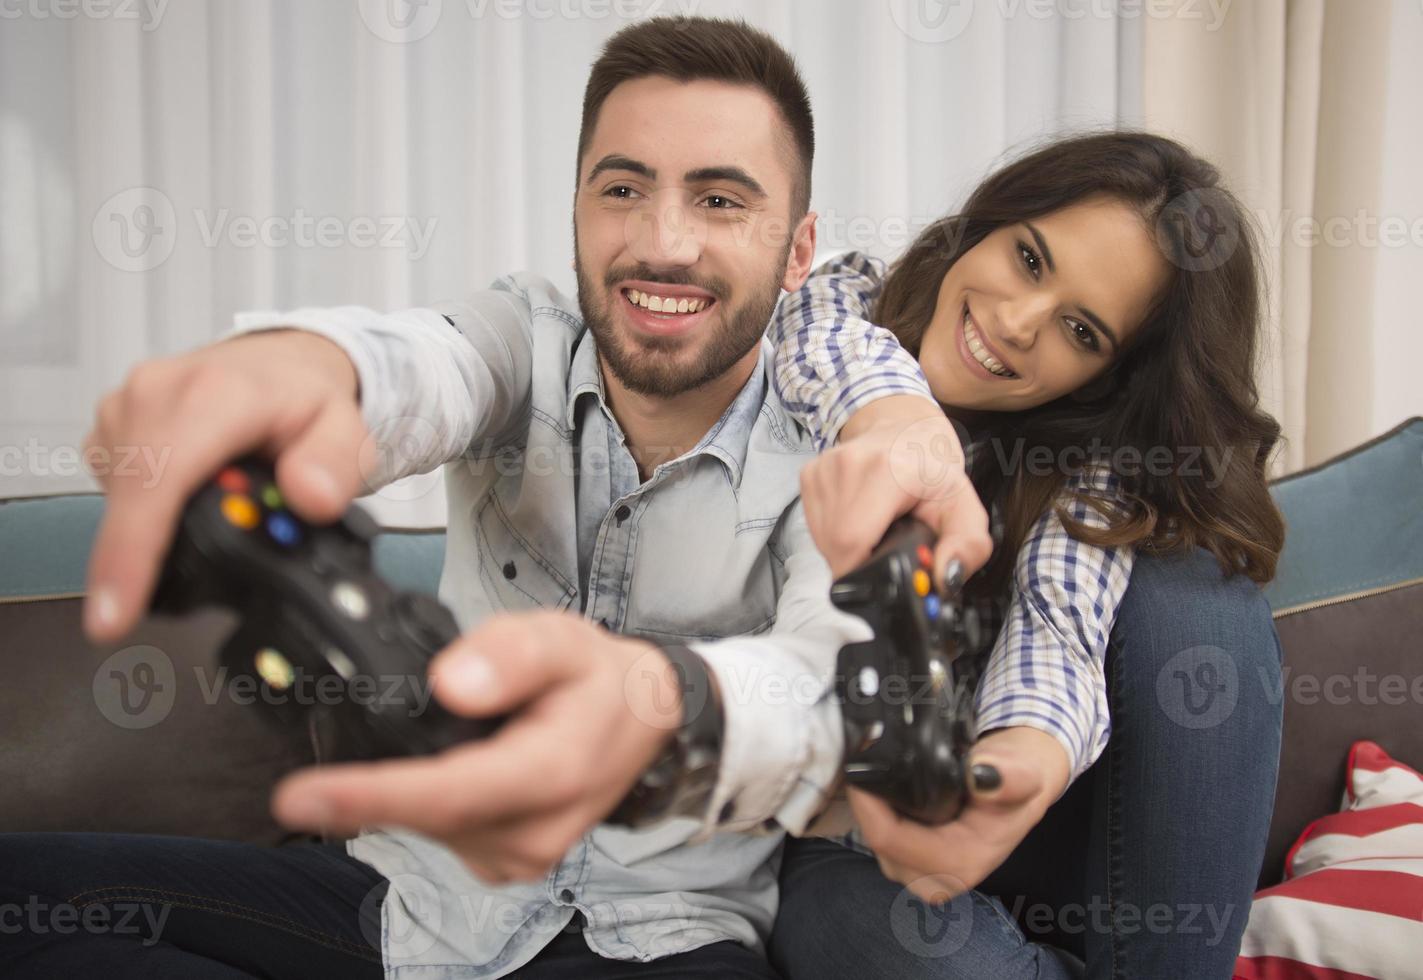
left=771, top=252, right=1135, bottom=781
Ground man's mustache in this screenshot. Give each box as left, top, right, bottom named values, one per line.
left=602, top=266, right=729, bottom=302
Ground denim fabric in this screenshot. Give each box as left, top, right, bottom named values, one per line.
left=0, top=833, right=781, bottom=979
left=0, top=834, right=387, bottom=979
left=768, top=548, right=1283, bottom=980
left=228, top=273, right=870, bottom=977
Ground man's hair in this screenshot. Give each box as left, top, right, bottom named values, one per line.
left=577, top=16, right=814, bottom=218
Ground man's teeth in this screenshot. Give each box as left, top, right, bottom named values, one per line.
left=626, top=289, right=709, bottom=314
left=963, top=313, right=1016, bottom=378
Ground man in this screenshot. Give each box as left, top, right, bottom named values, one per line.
left=2, top=16, right=985, bottom=980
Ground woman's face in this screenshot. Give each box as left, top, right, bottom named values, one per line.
left=918, top=196, right=1172, bottom=412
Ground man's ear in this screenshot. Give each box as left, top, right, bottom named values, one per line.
left=781, top=211, right=818, bottom=292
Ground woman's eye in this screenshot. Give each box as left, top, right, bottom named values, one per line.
left=1068, top=319, right=1100, bottom=352
left=1018, top=242, right=1042, bottom=279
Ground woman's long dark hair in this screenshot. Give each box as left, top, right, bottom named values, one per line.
left=876, top=131, right=1285, bottom=586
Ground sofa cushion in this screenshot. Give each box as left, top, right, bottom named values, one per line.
left=1236, top=741, right=1423, bottom=978
left=1260, top=418, right=1423, bottom=886
left=0, top=492, right=446, bottom=844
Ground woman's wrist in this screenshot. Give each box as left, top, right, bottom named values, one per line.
left=837, top=393, right=945, bottom=444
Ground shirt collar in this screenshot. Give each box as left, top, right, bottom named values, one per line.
left=563, top=329, right=768, bottom=490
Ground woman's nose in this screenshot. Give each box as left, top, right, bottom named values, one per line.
left=996, top=293, right=1056, bottom=349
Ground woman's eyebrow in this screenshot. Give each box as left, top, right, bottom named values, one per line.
left=1025, top=220, right=1121, bottom=353
left=1025, top=221, right=1056, bottom=273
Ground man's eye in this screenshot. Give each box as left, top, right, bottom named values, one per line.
left=1018, top=241, right=1042, bottom=279
left=702, top=195, right=741, bottom=210
left=605, top=185, right=639, bottom=200
left=1067, top=319, right=1100, bottom=352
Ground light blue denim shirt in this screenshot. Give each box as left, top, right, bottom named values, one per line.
left=229, top=272, right=870, bottom=979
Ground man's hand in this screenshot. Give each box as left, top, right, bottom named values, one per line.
left=801, top=395, right=992, bottom=590
left=81, top=330, right=366, bottom=644
left=848, top=727, right=1071, bottom=904
left=270, top=611, right=682, bottom=884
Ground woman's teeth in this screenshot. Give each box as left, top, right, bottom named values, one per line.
left=625, top=289, right=710, bottom=315
left=963, top=311, right=1017, bottom=378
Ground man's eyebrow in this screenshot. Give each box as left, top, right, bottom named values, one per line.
left=682, top=166, right=767, bottom=198
left=586, top=154, right=655, bottom=184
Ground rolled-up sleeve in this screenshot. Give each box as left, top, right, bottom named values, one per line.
left=224, top=278, right=535, bottom=489
left=972, top=472, right=1135, bottom=783
left=684, top=501, right=871, bottom=839
left=770, top=252, right=936, bottom=450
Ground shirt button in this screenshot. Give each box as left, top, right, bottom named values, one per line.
left=559, top=888, right=575, bottom=903
left=614, top=504, right=631, bottom=525
left=502, top=561, right=517, bottom=580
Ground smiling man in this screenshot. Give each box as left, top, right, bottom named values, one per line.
left=0, top=16, right=910, bottom=980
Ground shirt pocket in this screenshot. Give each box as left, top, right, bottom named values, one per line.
left=474, top=491, right=577, bottom=612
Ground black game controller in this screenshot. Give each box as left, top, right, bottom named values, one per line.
left=150, top=455, right=500, bottom=758
left=830, top=517, right=984, bottom=825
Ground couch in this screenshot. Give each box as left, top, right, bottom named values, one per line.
left=2, top=418, right=1420, bottom=892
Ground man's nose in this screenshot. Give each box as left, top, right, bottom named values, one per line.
left=625, top=190, right=705, bottom=268
left=995, top=292, right=1056, bottom=350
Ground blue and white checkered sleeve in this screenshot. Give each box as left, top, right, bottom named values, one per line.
left=971, top=470, right=1135, bottom=783
left=770, top=251, right=937, bottom=451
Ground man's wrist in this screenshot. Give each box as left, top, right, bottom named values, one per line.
left=607, top=641, right=725, bottom=828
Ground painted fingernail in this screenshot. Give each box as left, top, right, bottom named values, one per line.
left=970, top=763, right=1002, bottom=794
left=941, top=558, right=963, bottom=594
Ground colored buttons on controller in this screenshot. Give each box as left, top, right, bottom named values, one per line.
left=924, top=593, right=942, bottom=620
left=266, top=512, right=302, bottom=547
left=261, top=484, right=283, bottom=509
left=916, top=544, right=933, bottom=568
left=912, top=569, right=932, bottom=597
left=217, top=467, right=250, bottom=494
left=221, top=494, right=261, bottom=530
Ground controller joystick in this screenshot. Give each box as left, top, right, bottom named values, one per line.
left=150, top=455, right=501, bottom=758
left=830, top=517, right=983, bottom=825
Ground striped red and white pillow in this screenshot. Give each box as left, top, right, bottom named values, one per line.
left=1235, top=741, right=1423, bottom=980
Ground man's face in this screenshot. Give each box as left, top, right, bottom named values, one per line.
left=574, top=76, right=815, bottom=397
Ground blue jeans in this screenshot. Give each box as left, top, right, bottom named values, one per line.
left=0, top=832, right=779, bottom=977
left=767, top=548, right=1284, bottom=980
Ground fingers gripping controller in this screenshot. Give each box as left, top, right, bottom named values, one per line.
left=150, top=455, right=501, bottom=757
left=830, top=517, right=985, bottom=825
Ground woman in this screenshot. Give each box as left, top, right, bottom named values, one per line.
left=765, top=132, right=1286, bottom=978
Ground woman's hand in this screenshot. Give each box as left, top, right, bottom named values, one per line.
left=848, top=726, right=1072, bottom=904
left=801, top=395, right=992, bottom=589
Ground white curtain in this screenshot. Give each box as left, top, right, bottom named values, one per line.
left=6, top=0, right=1143, bottom=525
left=1141, top=0, right=1423, bottom=473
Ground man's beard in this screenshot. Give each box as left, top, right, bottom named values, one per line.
left=574, top=248, right=789, bottom=398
